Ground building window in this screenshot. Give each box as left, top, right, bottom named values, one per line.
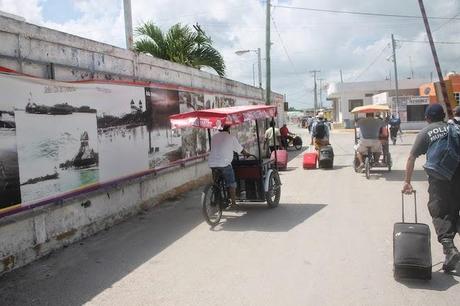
left=349, top=99, right=363, bottom=112
left=364, top=93, right=374, bottom=97
left=454, top=92, right=459, bottom=105
left=407, top=105, right=428, bottom=121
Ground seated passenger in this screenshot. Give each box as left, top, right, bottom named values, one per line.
left=355, top=113, right=385, bottom=171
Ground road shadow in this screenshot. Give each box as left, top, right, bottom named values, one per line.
left=213, top=203, right=326, bottom=232
left=397, top=264, right=460, bottom=291
left=0, top=190, right=205, bottom=306
left=287, top=146, right=307, bottom=162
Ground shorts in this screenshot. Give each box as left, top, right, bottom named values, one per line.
left=212, top=165, right=236, bottom=188
left=355, top=139, right=381, bottom=154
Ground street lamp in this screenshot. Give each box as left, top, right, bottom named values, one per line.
left=235, top=48, right=262, bottom=88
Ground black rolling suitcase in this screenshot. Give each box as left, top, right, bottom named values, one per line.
left=393, top=191, right=432, bottom=280
left=318, top=145, right=334, bottom=169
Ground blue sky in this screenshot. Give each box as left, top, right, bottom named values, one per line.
left=1, top=0, right=459, bottom=109
left=40, top=0, right=81, bottom=23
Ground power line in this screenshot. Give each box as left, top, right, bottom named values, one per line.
left=433, top=12, right=460, bottom=32
left=273, top=5, right=460, bottom=20
left=397, top=39, right=460, bottom=45
left=271, top=13, right=312, bottom=105
left=352, top=44, right=390, bottom=81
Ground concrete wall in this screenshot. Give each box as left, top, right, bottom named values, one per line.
left=0, top=15, right=284, bottom=275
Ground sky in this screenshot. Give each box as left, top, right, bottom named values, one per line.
left=0, top=0, right=459, bottom=109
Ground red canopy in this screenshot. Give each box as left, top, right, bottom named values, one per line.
left=169, top=105, right=277, bottom=129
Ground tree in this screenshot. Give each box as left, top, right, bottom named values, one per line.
left=134, top=22, right=225, bottom=77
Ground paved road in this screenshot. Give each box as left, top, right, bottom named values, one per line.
left=1, top=125, right=460, bottom=306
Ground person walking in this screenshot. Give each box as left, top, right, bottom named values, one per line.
left=264, top=121, right=281, bottom=153
left=403, top=104, right=460, bottom=272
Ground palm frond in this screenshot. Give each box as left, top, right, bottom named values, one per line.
left=134, top=21, right=225, bottom=76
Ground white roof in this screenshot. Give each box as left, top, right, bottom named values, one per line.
left=327, top=79, right=428, bottom=98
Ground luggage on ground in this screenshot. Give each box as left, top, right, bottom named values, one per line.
left=271, top=149, right=288, bottom=170
left=393, top=191, right=432, bottom=280
left=303, top=152, right=317, bottom=169
left=318, top=145, right=334, bottom=169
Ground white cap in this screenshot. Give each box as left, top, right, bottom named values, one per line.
left=317, top=112, right=324, bottom=119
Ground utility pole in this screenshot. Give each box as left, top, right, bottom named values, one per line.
left=265, top=0, right=271, bottom=106
left=310, top=70, right=320, bottom=114
left=252, top=63, right=256, bottom=87
left=123, top=0, right=134, bottom=50
left=409, top=56, right=414, bottom=79
left=318, top=78, right=324, bottom=109
left=418, top=0, right=453, bottom=118
left=391, top=34, right=400, bottom=116
left=257, top=47, right=262, bottom=89
left=340, top=69, right=343, bottom=83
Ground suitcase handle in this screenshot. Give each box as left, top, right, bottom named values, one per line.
left=401, top=190, right=417, bottom=223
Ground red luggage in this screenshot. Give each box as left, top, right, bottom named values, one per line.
left=270, top=149, right=288, bottom=170
left=303, top=152, right=317, bottom=169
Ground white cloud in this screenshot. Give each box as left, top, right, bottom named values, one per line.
left=0, top=0, right=459, bottom=108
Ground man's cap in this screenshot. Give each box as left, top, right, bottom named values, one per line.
left=425, top=103, right=445, bottom=119
left=454, top=105, right=460, bottom=117
left=317, top=112, right=324, bottom=119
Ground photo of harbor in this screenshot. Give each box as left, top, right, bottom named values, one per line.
left=15, top=111, right=99, bottom=203
left=0, top=107, right=21, bottom=208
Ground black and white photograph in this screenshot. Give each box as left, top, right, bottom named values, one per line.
left=15, top=107, right=99, bottom=203
left=0, top=102, right=21, bottom=208
left=0, top=75, right=100, bottom=203
left=145, top=88, right=182, bottom=168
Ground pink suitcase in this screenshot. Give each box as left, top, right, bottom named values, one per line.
left=303, top=152, right=317, bottom=169
left=270, top=149, right=288, bottom=170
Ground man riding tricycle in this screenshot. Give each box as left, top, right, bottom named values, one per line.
left=169, top=105, right=282, bottom=226
left=351, top=105, right=392, bottom=179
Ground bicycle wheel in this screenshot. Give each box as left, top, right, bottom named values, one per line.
left=202, top=184, right=222, bottom=226
left=365, top=156, right=370, bottom=179
left=266, top=170, right=281, bottom=208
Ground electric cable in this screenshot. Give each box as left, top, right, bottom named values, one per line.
left=352, top=44, right=390, bottom=81
left=273, top=5, right=460, bottom=20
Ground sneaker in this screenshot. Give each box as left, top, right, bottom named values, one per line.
left=441, top=239, right=460, bottom=272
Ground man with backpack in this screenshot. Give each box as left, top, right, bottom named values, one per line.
left=403, top=104, right=460, bottom=272
left=311, top=112, right=330, bottom=149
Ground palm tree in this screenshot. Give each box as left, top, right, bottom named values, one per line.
left=134, top=22, right=225, bottom=77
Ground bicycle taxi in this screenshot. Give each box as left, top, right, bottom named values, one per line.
left=169, top=105, right=282, bottom=226
left=351, top=104, right=393, bottom=179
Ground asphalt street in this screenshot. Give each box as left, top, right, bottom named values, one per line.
left=1, top=125, right=460, bottom=306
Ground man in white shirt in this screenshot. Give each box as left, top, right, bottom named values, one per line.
left=208, top=125, right=251, bottom=208
left=264, top=121, right=281, bottom=153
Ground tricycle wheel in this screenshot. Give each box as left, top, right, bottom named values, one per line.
left=202, top=184, right=222, bottom=226
left=265, top=170, right=281, bottom=208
